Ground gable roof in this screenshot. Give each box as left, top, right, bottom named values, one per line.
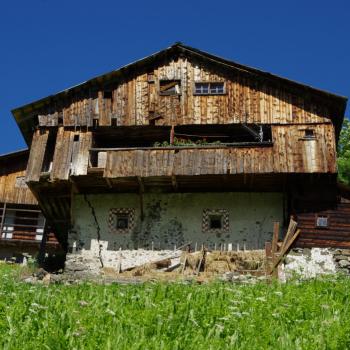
left=12, top=42, right=348, bottom=145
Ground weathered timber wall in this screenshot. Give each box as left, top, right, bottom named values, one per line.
left=296, top=203, right=350, bottom=248
left=0, top=153, right=37, bottom=205
left=36, top=57, right=334, bottom=128
left=0, top=168, right=37, bottom=205
left=103, top=124, right=336, bottom=178
left=271, top=123, right=337, bottom=173
left=26, top=130, right=49, bottom=182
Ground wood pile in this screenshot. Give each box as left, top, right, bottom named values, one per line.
left=266, top=219, right=301, bottom=278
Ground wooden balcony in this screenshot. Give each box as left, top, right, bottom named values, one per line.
left=90, top=143, right=275, bottom=179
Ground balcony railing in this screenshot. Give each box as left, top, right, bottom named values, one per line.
left=88, top=142, right=274, bottom=178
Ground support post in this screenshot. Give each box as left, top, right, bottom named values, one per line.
left=0, top=202, right=7, bottom=238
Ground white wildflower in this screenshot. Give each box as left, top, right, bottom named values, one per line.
left=106, top=309, right=116, bottom=316
left=78, top=300, right=89, bottom=307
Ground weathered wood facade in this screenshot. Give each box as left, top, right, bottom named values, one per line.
left=10, top=43, right=348, bottom=250
left=0, top=150, right=59, bottom=259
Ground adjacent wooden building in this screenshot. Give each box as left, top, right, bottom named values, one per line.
left=7, top=43, right=349, bottom=265
left=0, top=150, right=60, bottom=261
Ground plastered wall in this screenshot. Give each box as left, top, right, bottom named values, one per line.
left=69, top=192, right=283, bottom=252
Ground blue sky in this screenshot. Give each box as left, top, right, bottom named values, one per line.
left=0, top=0, right=349, bottom=154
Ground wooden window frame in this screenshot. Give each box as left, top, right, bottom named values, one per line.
left=15, top=176, right=28, bottom=189
left=193, top=82, right=226, bottom=96
left=159, top=80, right=182, bottom=96
left=315, top=214, right=330, bottom=229
left=299, top=128, right=317, bottom=141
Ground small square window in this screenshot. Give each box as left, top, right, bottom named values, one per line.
left=109, top=208, right=135, bottom=234
left=116, top=215, right=129, bottom=230
left=202, top=209, right=229, bottom=233
left=15, top=176, right=27, bottom=189
left=304, top=129, right=315, bottom=139
left=316, top=216, right=329, bottom=228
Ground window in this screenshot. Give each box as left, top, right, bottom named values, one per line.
left=194, top=82, right=225, bottom=95
left=15, top=176, right=27, bottom=189
left=116, top=215, right=129, bottom=230
left=316, top=215, right=329, bottom=228
left=209, top=215, right=222, bottom=229
left=103, top=91, right=113, bottom=99
left=304, top=129, right=315, bottom=139
left=202, top=209, right=229, bottom=233
left=109, top=208, right=135, bottom=234
left=159, top=80, right=181, bottom=96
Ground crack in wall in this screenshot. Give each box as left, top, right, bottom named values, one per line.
left=83, top=194, right=104, bottom=268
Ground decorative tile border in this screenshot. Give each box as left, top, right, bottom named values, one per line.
left=202, top=209, right=229, bottom=234
left=108, top=208, right=135, bottom=234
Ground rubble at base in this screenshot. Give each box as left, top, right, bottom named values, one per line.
left=19, top=247, right=350, bottom=285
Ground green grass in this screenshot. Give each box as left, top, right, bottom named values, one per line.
left=0, top=264, right=350, bottom=349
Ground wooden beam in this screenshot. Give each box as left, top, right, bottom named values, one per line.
left=270, top=229, right=301, bottom=274
left=0, top=202, right=6, bottom=238
left=271, top=221, right=280, bottom=278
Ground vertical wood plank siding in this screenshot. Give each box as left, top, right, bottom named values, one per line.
left=0, top=168, right=37, bottom=205
left=103, top=124, right=336, bottom=178
left=26, top=130, right=49, bottom=182
left=37, top=58, right=333, bottom=128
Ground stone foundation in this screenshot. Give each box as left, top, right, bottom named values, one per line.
left=282, top=248, right=350, bottom=280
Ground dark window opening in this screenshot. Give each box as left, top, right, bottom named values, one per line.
left=159, top=80, right=181, bottom=96
left=91, top=124, right=273, bottom=150
left=73, top=134, right=80, bottom=142
left=111, top=118, right=118, bottom=127
left=41, top=131, right=57, bottom=173
left=195, top=82, right=225, bottom=95
left=209, top=215, right=223, bottom=229
left=305, top=129, right=315, bottom=139
left=103, top=91, right=113, bottom=99
left=116, top=215, right=129, bottom=230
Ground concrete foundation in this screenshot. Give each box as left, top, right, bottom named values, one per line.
left=67, top=192, right=283, bottom=271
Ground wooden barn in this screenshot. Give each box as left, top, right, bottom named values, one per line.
left=0, top=150, right=60, bottom=262
left=6, top=43, right=349, bottom=269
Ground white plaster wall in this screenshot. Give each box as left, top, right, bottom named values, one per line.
left=70, top=192, right=283, bottom=254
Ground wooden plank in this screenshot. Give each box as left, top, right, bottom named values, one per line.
left=51, top=128, right=75, bottom=180
left=26, top=130, right=49, bottom=182
left=71, top=132, right=92, bottom=176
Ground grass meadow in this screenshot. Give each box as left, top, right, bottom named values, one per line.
left=0, top=263, right=350, bottom=349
